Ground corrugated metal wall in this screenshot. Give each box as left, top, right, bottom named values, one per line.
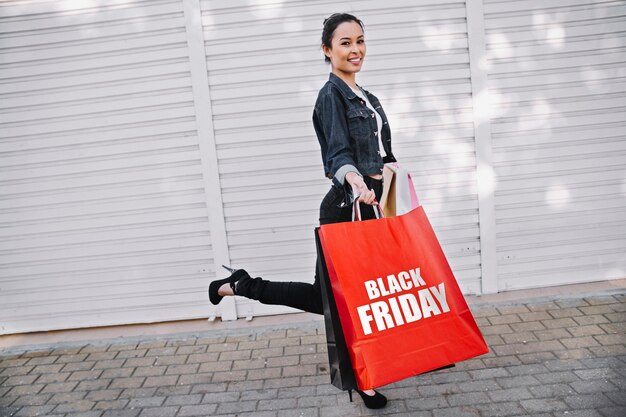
left=202, top=0, right=483, bottom=319
left=0, top=0, right=624, bottom=333
left=483, top=0, right=626, bottom=291
left=0, top=0, right=215, bottom=333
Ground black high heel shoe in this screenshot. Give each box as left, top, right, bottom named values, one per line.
left=208, top=268, right=249, bottom=305
left=348, top=389, right=387, bottom=409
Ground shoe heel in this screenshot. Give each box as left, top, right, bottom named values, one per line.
left=208, top=268, right=248, bottom=305
left=348, top=390, right=353, bottom=403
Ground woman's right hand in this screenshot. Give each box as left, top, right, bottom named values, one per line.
left=346, top=172, right=377, bottom=205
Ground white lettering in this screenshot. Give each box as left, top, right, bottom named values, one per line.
left=357, top=305, right=374, bottom=335
left=364, top=280, right=380, bottom=300
left=376, top=278, right=390, bottom=297
left=418, top=288, right=441, bottom=318
left=397, top=271, right=412, bottom=291
left=410, top=268, right=426, bottom=288
left=430, top=283, right=450, bottom=313
left=371, top=301, right=395, bottom=331
left=398, top=293, right=422, bottom=323
left=387, top=274, right=402, bottom=294
left=388, top=297, right=405, bottom=326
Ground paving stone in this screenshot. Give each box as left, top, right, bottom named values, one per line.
left=535, top=370, right=581, bottom=384
left=549, top=307, right=584, bottom=318
left=267, top=355, right=300, bottom=367
left=278, top=407, right=318, bottom=417
left=41, top=381, right=79, bottom=393
left=535, top=328, right=572, bottom=341
left=68, top=370, right=104, bottom=381
left=432, top=405, right=481, bottom=417
left=6, top=384, right=44, bottom=397
left=24, top=355, right=59, bottom=366
left=132, top=366, right=166, bottom=377
left=215, top=400, right=257, bottom=414
left=52, top=400, right=96, bottom=413
left=153, top=356, right=186, bottom=366
left=520, top=398, right=569, bottom=413
left=101, top=409, right=139, bottom=417
left=570, top=379, right=619, bottom=394
left=10, top=394, right=51, bottom=407
left=163, top=394, right=202, bottom=406
left=93, top=399, right=128, bottom=410
left=137, top=406, right=178, bottom=417
left=501, top=331, right=539, bottom=344
left=164, top=363, right=199, bottom=375
left=528, top=383, right=575, bottom=398
left=142, top=376, right=178, bottom=388
left=240, top=388, right=279, bottom=401
left=474, top=401, right=526, bottom=417
left=0, top=366, right=33, bottom=378
left=517, top=351, right=557, bottom=364
left=297, top=394, right=337, bottom=407
left=584, top=295, right=619, bottom=305
left=543, top=317, right=579, bottom=329
left=2, top=291, right=625, bottom=417
left=75, top=379, right=112, bottom=391
left=605, top=391, right=626, bottom=405
left=564, top=393, right=614, bottom=409
left=468, top=368, right=509, bottom=379
left=85, top=389, right=122, bottom=401
left=126, top=397, right=165, bottom=408
left=118, top=387, right=157, bottom=399
left=177, top=373, right=212, bottom=386
left=562, top=336, right=602, bottom=349
left=12, top=404, right=56, bottom=416
left=504, top=363, right=550, bottom=375
left=100, top=368, right=133, bottom=379
left=599, top=406, right=626, bottom=417
left=263, top=376, right=300, bottom=389
left=257, top=398, right=298, bottom=410
left=575, top=368, right=621, bottom=380
left=186, top=352, right=220, bottom=364
left=496, top=375, right=540, bottom=388
left=116, top=349, right=147, bottom=359
left=177, top=404, right=218, bottom=416
left=109, top=377, right=145, bottom=389
left=487, top=387, right=534, bottom=402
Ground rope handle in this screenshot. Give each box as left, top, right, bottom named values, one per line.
left=351, top=195, right=384, bottom=222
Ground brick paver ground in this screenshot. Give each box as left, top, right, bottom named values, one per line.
left=1, top=292, right=625, bottom=417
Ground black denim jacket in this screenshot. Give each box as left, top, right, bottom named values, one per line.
left=312, top=73, right=396, bottom=189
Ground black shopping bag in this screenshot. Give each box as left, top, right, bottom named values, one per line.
left=315, top=227, right=357, bottom=391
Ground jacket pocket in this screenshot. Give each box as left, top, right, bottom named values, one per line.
left=346, top=108, right=372, bottom=142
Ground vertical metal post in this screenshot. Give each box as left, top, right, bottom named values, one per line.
left=466, top=0, right=499, bottom=294
left=182, top=0, right=237, bottom=319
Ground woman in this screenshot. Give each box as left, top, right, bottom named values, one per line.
left=208, top=13, right=395, bottom=409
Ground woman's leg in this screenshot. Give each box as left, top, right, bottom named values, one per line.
left=219, top=185, right=352, bottom=314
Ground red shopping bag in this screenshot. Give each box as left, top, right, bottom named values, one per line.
left=317, top=206, right=489, bottom=389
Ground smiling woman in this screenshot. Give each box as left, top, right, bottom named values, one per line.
left=208, top=12, right=398, bottom=410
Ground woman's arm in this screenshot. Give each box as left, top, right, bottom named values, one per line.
left=313, top=89, right=377, bottom=205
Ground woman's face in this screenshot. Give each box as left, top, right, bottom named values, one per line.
left=323, top=21, right=366, bottom=76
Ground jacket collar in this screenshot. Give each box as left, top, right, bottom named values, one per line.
left=328, top=72, right=359, bottom=100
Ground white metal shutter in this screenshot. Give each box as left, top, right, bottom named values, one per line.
left=0, top=0, right=214, bottom=333
left=202, top=0, right=483, bottom=318
left=483, top=0, right=626, bottom=291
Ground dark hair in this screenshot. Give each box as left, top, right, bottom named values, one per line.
left=321, top=13, right=364, bottom=63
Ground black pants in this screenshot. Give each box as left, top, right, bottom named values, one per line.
left=235, top=177, right=384, bottom=314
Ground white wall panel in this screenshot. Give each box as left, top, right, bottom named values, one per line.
left=200, top=0, right=483, bottom=319
left=1, top=0, right=623, bottom=333
left=483, top=0, right=626, bottom=291
left=0, top=0, right=215, bottom=333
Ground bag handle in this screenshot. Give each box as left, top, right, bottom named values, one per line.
left=352, top=195, right=384, bottom=222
